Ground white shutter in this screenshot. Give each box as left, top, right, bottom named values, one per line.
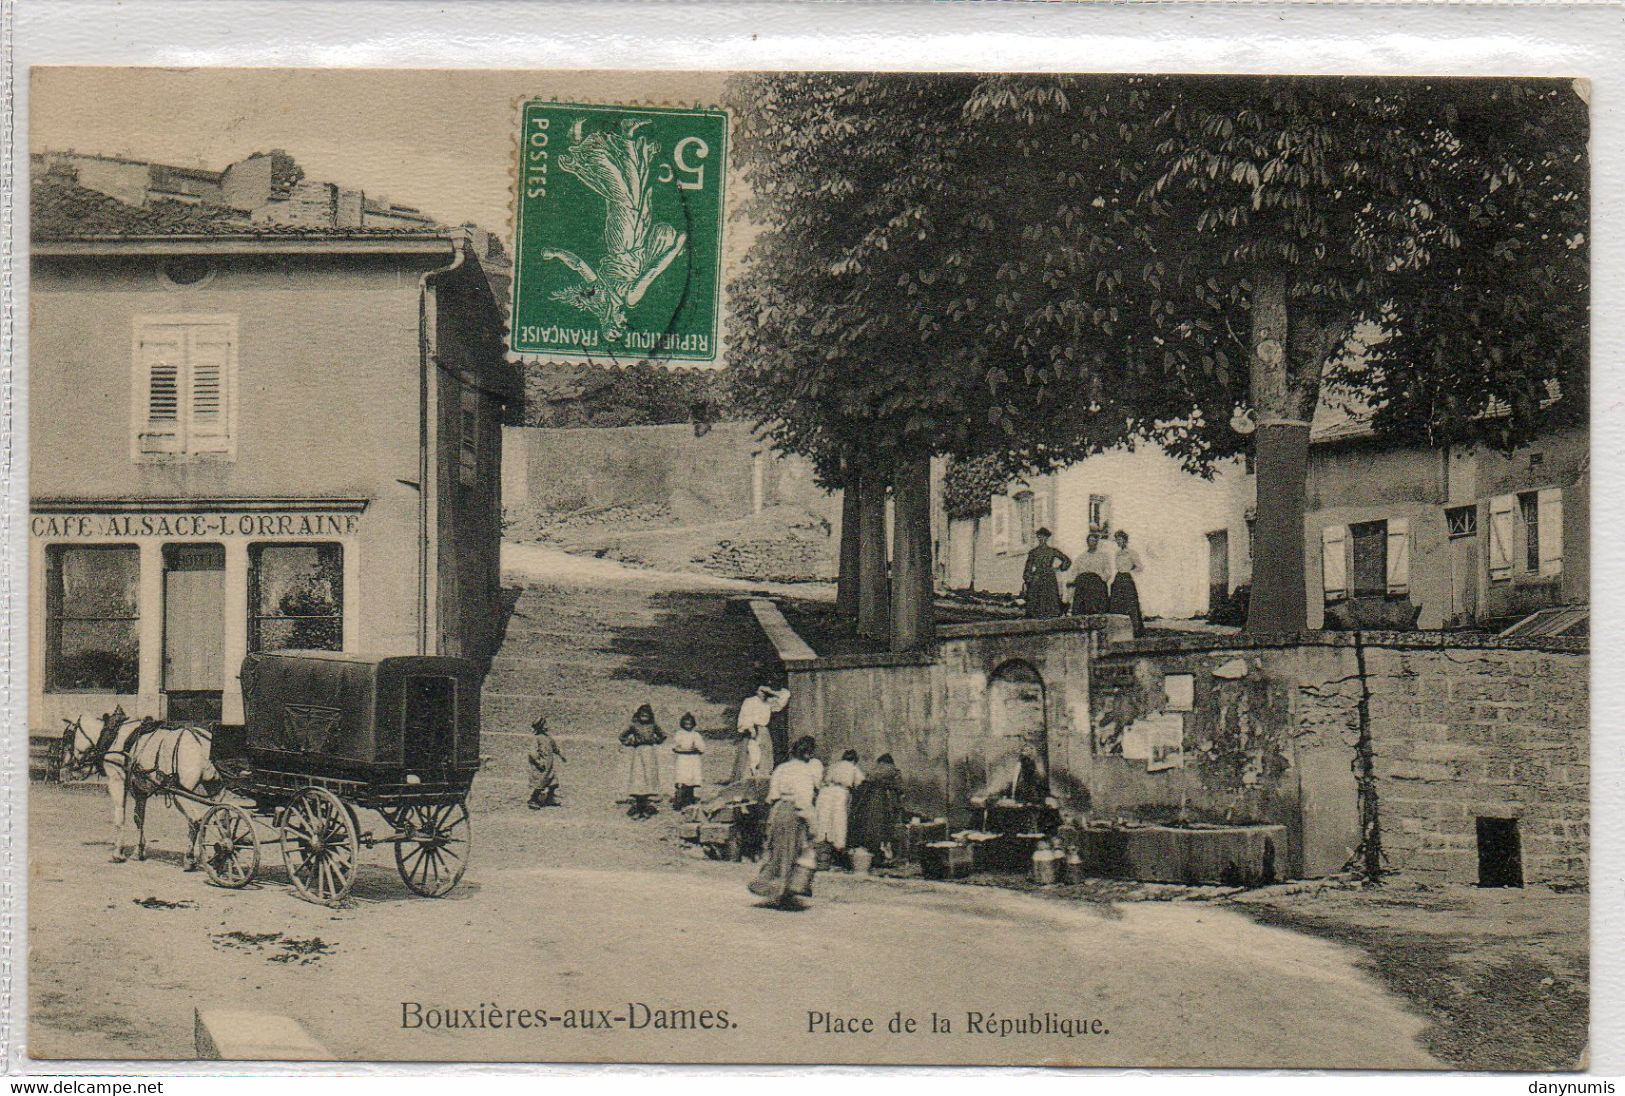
left=1537, top=488, right=1564, bottom=576
left=1386, top=517, right=1411, bottom=595
left=1321, top=524, right=1348, bottom=602
left=136, top=326, right=185, bottom=454
left=1488, top=494, right=1516, bottom=580
left=185, top=326, right=232, bottom=454
left=1033, top=488, right=1051, bottom=536
left=991, top=495, right=1009, bottom=553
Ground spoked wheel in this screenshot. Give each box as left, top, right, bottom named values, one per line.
left=280, top=787, right=360, bottom=906
left=196, top=803, right=260, bottom=888
left=393, top=801, right=471, bottom=898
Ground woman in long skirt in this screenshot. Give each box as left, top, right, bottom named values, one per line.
left=750, top=735, right=821, bottom=906
left=815, top=749, right=865, bottom=859
left=1109, top=529, right=1145, bottom=637
left=1068, top=531, right=1113, bottom=616
left=848, top=752, right=903, bottom=864
left=620, top=703, right=667, bottom=819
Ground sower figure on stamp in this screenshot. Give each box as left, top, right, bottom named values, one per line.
left=527, top=715, right=565, bottom=809
left=1021, top=528, right=1071, bottom=619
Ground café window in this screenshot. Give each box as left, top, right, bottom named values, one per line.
left=248, top=543, right=343, bottom=652
left=132, top=315, right=237, bottom=460
left=45, top=545, right=140, bottom=693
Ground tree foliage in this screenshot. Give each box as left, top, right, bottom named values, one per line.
left=727, top=73, right=1588, bottom=477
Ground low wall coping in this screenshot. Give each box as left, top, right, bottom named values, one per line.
left=784, top=650, right=940, bottom=671
left=937, top=615, right=1121, bottom=640
left=747, top=598, right=819, bottom=662
left=1100, top=629, right=1587, bottom=658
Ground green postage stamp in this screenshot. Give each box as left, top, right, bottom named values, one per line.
left=511, top=101, right=728, bottom=362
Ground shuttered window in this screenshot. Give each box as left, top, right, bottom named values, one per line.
left=133, top=316, right=237, bottom=459
left=1489, top=494, right=1517, bottom=581
left=1537, top=488, right=1564, bottom=577
left=1386, top=518, right=1411, bottom=596
left=991, top=494, right=1010, bottom=553
left=1321, top=525, right=1347, bottom=603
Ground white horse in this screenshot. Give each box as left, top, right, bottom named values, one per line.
left=60, top=707, right=219, bottom=867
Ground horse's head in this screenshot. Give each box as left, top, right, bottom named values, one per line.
left=60, top=706, right=128, bottom=779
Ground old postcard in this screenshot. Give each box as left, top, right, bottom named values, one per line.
left=22, top=65, right=1589, bottom=1070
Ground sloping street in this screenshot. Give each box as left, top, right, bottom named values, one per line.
left=27, top=545, right=1438, bottom=1068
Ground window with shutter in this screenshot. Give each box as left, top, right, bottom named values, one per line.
left=132, top=315, right=237, bottom=460
left=1537, top=488, right=1564, bottom=577
left=1321, top=525, right=1348, bottom=603
left=1386, top=518, right=1411, bottom=596
left=1488, top=494, right=1516, bottom=581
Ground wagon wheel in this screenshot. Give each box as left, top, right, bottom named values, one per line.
left=196, top=804, right=260, bottom=888
left=280, top=787, right=360, bottom=906
left=393, top=801, right=471, bottom=898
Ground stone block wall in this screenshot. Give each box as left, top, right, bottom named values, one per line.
left=1095, top=632, right=1588, bottom=886
left=1361, top=644, right=1588, bottom=887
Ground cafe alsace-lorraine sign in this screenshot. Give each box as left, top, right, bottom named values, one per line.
left=30, top=509, right=362, bottom=540
left=510, top=100, right=728, bottom=363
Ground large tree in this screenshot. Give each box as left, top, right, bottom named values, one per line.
left=729, top=74, right=1587, bottom=636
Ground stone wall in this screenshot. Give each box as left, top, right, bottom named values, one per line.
left=501, top=422, right=836, bottom=526
left=1093, top=633, right=1588, bottom=885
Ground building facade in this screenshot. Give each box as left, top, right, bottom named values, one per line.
left=30, top=193, right=517, bottom=730
left=1296, top=425, right=1588, bottom=631
left=942, top=450, right=1249, bottom=621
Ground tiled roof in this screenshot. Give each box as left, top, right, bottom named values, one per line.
left=31, top=177, right=448, bottom=241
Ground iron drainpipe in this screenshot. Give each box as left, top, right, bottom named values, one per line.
left=417, top=239, right=467, bottom=656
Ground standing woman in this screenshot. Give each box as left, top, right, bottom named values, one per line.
left=670, top=712, right=706, bottom=809
left=620, top=703, right=667, bottom=820
left=750, top=735, right=822, bottom=907
left=1068, top=531, right=1114, bottom=616
left=1020, top=528, right=1071, bottom=619
left=1109, top=529, right=1145, bottom=637
left=815, top=749, right=865, bottom=863
left=848, top=752, right=904, bottom=865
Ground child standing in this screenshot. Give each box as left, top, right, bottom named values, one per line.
left=671, top=712, right=706, bottom=809
left=527, top=716, right=565, bottom=809
left=620, top=703, right=667, bottom=820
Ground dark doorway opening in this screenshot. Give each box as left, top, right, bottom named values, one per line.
left=1476, top=817, right=1523, bottom=888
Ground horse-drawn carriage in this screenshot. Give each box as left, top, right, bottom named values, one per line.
left=66, top=651, right=483, bottom=907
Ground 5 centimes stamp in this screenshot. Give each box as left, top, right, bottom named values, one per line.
left=512, top=101, right=728, bottom=362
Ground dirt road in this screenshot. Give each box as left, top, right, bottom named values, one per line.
left=26, top=545, right=1440, bottom=1068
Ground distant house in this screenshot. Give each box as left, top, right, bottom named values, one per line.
left=941, top=450, right=1249, bottom=621
left=1286, top=417, right=1587, bottom=632
left=29, top=171, right=519, bottom=730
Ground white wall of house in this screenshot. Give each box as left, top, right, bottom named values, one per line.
left=944, top=450, right=1248, bottom=620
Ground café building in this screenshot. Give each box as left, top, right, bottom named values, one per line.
left=29, top=179, right=519, bottom=729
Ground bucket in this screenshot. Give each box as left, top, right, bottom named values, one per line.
left=850, top=847, right=874, bottom=875
left=786, top=847, right=818, bottom=896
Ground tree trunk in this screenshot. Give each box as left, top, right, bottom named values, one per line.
left=836, top=480, right=862, bottom=618
left=856, top=466, right=890, bottom=641
left=1246, top=422, right=1311, bottom=631
left=1244, top=266, right=1333, bottom=633
left=890, top=453, right=935, bottom=652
